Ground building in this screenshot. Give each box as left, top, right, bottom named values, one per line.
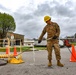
left=65, top=33, right=76, bottom=42
left=6, top=32, right=24, bottom=46
left=24, top=39, right=34, bottom=47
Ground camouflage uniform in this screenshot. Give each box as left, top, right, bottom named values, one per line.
left=38, top=22, right=61, bottom=61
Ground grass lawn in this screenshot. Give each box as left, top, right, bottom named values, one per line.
left=0, top=46, right=47, bottom=52
left=70, top=42, right=76, bottom=46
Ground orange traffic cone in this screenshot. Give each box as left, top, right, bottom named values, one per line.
left=70, top=45, right=76, bottom=62
left=6, top=46, right=9, bottom=54
left=13, top=46, right=17, bottom=56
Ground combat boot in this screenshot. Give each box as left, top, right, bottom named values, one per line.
left=57, top=60, right=64, bottom=67
left=48, top=61, right=52, bottom=67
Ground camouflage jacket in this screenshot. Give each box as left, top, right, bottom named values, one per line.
left=38, top=22, right=60, bottom=41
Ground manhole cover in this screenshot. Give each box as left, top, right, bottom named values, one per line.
left=0, top=59, right=8, bottom=66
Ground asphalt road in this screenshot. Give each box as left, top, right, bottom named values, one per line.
left=0, top=47, right=76, bottom=75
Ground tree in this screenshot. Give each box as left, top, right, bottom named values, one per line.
left=0, top=12, right=16, bottom=38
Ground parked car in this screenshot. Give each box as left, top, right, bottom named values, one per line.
left=59, top=40, right=64, bottom=47
left=34, top=39, right=64, bottom=47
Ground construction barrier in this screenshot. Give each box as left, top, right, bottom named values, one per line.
left=0, top=38, right=24, bottom=64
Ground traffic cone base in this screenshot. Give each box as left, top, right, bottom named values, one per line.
left=70, top=59, right=76, bottom=62
left=70, top=45, right=76, bottom=62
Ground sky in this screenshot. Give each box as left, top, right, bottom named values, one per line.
left=0, top=0, right=76, bottom=39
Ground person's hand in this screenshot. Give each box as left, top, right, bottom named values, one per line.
left=52, top=36, right=57, bottom=39
left=38, top=40, right=41, bottom=43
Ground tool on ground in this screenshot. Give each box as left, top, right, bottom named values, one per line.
left=8, top=55, right=24, bottom=64
left=8, top=52, right=25, bottom=64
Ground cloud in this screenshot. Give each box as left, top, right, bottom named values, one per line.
left=0, top=0, right=76, bottom=39
left=54, top=1, right=76, bottom=18
left=13, top=11, right=43, bottom=38
left=0, top=4, right=9, bottom=11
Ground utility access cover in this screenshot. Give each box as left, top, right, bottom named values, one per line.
left=0, top=59, right=7, bottom=66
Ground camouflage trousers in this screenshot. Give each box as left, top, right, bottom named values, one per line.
left=47, top=40, right=61, bottom=61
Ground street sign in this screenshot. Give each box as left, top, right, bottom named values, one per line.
left=11, top=34, right=14, bottom=39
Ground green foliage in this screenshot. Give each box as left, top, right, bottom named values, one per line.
left=70, top=42, right=76, bottom=46
left=0, top=12, right=16, bottom=38
left=0, top=46, right=46, bottom=52
left=34, top=46, right=47, bottom=50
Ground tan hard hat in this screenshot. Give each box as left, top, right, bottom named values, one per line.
left=44, top=16, right=51, bottom=22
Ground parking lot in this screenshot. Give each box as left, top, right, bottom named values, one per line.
left=0, top=47, right=76, bottom=75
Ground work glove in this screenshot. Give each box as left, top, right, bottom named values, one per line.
left=38, top=40, right=41, bottom=43
left=52, top=36, right=58, bottom=39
